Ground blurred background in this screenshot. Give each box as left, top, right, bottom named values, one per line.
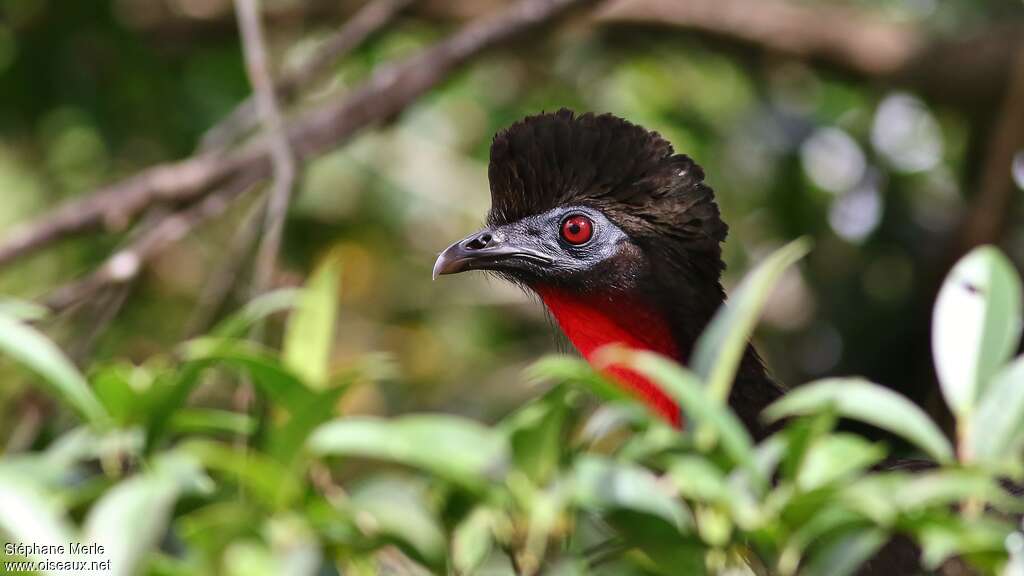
left=0, top=0, right=1023, bottom=437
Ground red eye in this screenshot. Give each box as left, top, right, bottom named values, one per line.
left=560, top=215, right=593, bottom=245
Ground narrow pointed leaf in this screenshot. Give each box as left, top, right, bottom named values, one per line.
left=932, top=245, right=1022, bottom=416
left=765, top=378, right=953, bottom=463
left=597, top=347, right=760, bottom=484
left=0, top=313, right=108, bottom=426
left=692, top=238, right=812, bottom=403
left=212, top=288, right=301, bottom=338
left=307, top=415, right=509, bottom=488
left=283, top=259, right=341, bottom=390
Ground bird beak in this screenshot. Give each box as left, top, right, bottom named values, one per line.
left=433, top=227, right=551, bottom=280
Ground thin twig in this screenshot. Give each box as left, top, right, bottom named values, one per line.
left=183, top=197, right=266, bottom=337
left=201, top=0, right=414, bottom=152
left=0, top=0, right=594, bottom=270
left=44, top=175, right=260, bottom=312
left=233, top=0, right=296, bottom=297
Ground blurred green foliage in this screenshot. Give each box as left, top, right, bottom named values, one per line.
left=0, top=242, right=1022, bottom=575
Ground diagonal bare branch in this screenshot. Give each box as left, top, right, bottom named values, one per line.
left=0, top=0, right=595, bottom=270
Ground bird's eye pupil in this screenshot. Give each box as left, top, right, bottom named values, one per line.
left=560, top=215, right=593, bottom=245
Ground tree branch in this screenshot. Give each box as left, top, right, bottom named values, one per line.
left=233, top=0, right=296, bottom=297
left=0, top=0, right=594, bottom=270
left=202, top=0, right=414, bottom=152
left=43, top=175, right=260, bottom=312
left=596, top=0, right=1022, bottom=111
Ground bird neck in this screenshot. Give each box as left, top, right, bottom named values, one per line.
left=533, top=283, right=782, bottom=438
left=533, top=285, right=685, bottom=427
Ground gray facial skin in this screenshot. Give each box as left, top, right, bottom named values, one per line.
left=433, top=205, right=650, bottom=293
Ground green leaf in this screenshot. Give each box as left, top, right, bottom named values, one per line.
left=764, top=378, right=954, bottom=463
left=180, top=337, right=316, bottom=412
left=0, top=297, right=48, bottom=321
left=307, top=415, right=509, bottom=489
left=692, top=238, right=812, bottom=403
left=452, top=507, right=495, bottom=575
left=796, top=434, right=886, bottom=491
left=913, top=514, right=1015, bottom=570
left=212, top=288, right=301, bottom=338
left=572, top=455, right=692, bottom=533
left=0, top=313, right=108, bottom=426
left=525, top=355, right=632, bottom=403
left=283, top=259, right=341, bottom=390
left=596, top=348, right=761, bottom=485
left=0, top=469, right=77, bottom=563
left=932, top=245, right=1022, bottom=417
left=169, top=408, right=256, bottom=436
left=83, top=453, right=209, bottom=576
left=968, top=355, right=1024, bottom=462
left=802, top=527, right=887, bottom=576
left=179, top=440, right=301, bottom=509
left=347, top=476, right=446, bottom=568
left=500, top=385, right=570, bottom=484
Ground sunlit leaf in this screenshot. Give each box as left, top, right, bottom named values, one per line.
left=180, top=337, right=315, bottom=411
left=169, top=408, right=256, bottom=436
left=0, top=297, right=48, bottom=321
left=525, top=355, right=632, bottom=403
left=348, top=476, right=446, bottom=568
left=212, top=288, right=302, bottom=338
left=572, top=455, right=692, bottom=533
left=0, top=469, right=77, bottom=566
left=180, top=440, right=301, bottom=509
left=84, top=453, right=209, bottom=576
left=500, top=385, right=570, bottom=484
left=308, top=415, right=509, bottom=489
left=802, top=527, right=887, bottom=576
left=0, top=313, right=108, bottom=426
left=968, top=355, right=1024, bottom=462
left=796, top=434, right=886, bottom=491
left=692, top=238, right=812, bottom=403
left=283, top=258, right=341, bottom=390
left=764, top=378, right=953, bottom=463
left=932, top=246, right=1022, bottom=417
left=452, top=507, right=495, bottom=575
left=596, top=347, right=760, bottom=485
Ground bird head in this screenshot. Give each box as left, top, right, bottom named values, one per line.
left=434, top=109, right=772, bottom=429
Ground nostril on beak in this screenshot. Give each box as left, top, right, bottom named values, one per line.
left=464, top=233, right=492, bottom=250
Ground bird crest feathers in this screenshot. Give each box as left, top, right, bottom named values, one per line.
left=486, top=108, right=727, bottom=252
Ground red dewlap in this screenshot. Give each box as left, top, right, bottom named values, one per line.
left=534, top=285, right=683, bottom=427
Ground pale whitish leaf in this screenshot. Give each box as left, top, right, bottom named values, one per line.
left=0, top=469, right=77, bottom=567
left=802, top=528, right=887, bottom=576
left=348, top=476, right=446, bottom=568
left=83, top=453, right=209, bottom=576
left=0, top=297, right=48, bottom=321
left=932, top=246, right=1022, bottom=416
left=224, top=541, right=279, bottom=576
left=596, top=347, right=761, bottom=485
left=796, top=434, right=886, bottom=491
left=692, top=238, right=812, bottom=403
left=572, top=456, right=692, bottom=533
left=307, top=415, right=509, bottom=488
left=765, top=378, right=954, bottom=463
left=969, top=355, right=1024, bottom=461
left=265, top=514, right=321, bottom=576
left=212, top=288, right=301, bottom=338
left=283, top=259, right=340, bottom=390
left=0, top=313, right=108, bottom=426
left=452, top=507, right=495, bottom=575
